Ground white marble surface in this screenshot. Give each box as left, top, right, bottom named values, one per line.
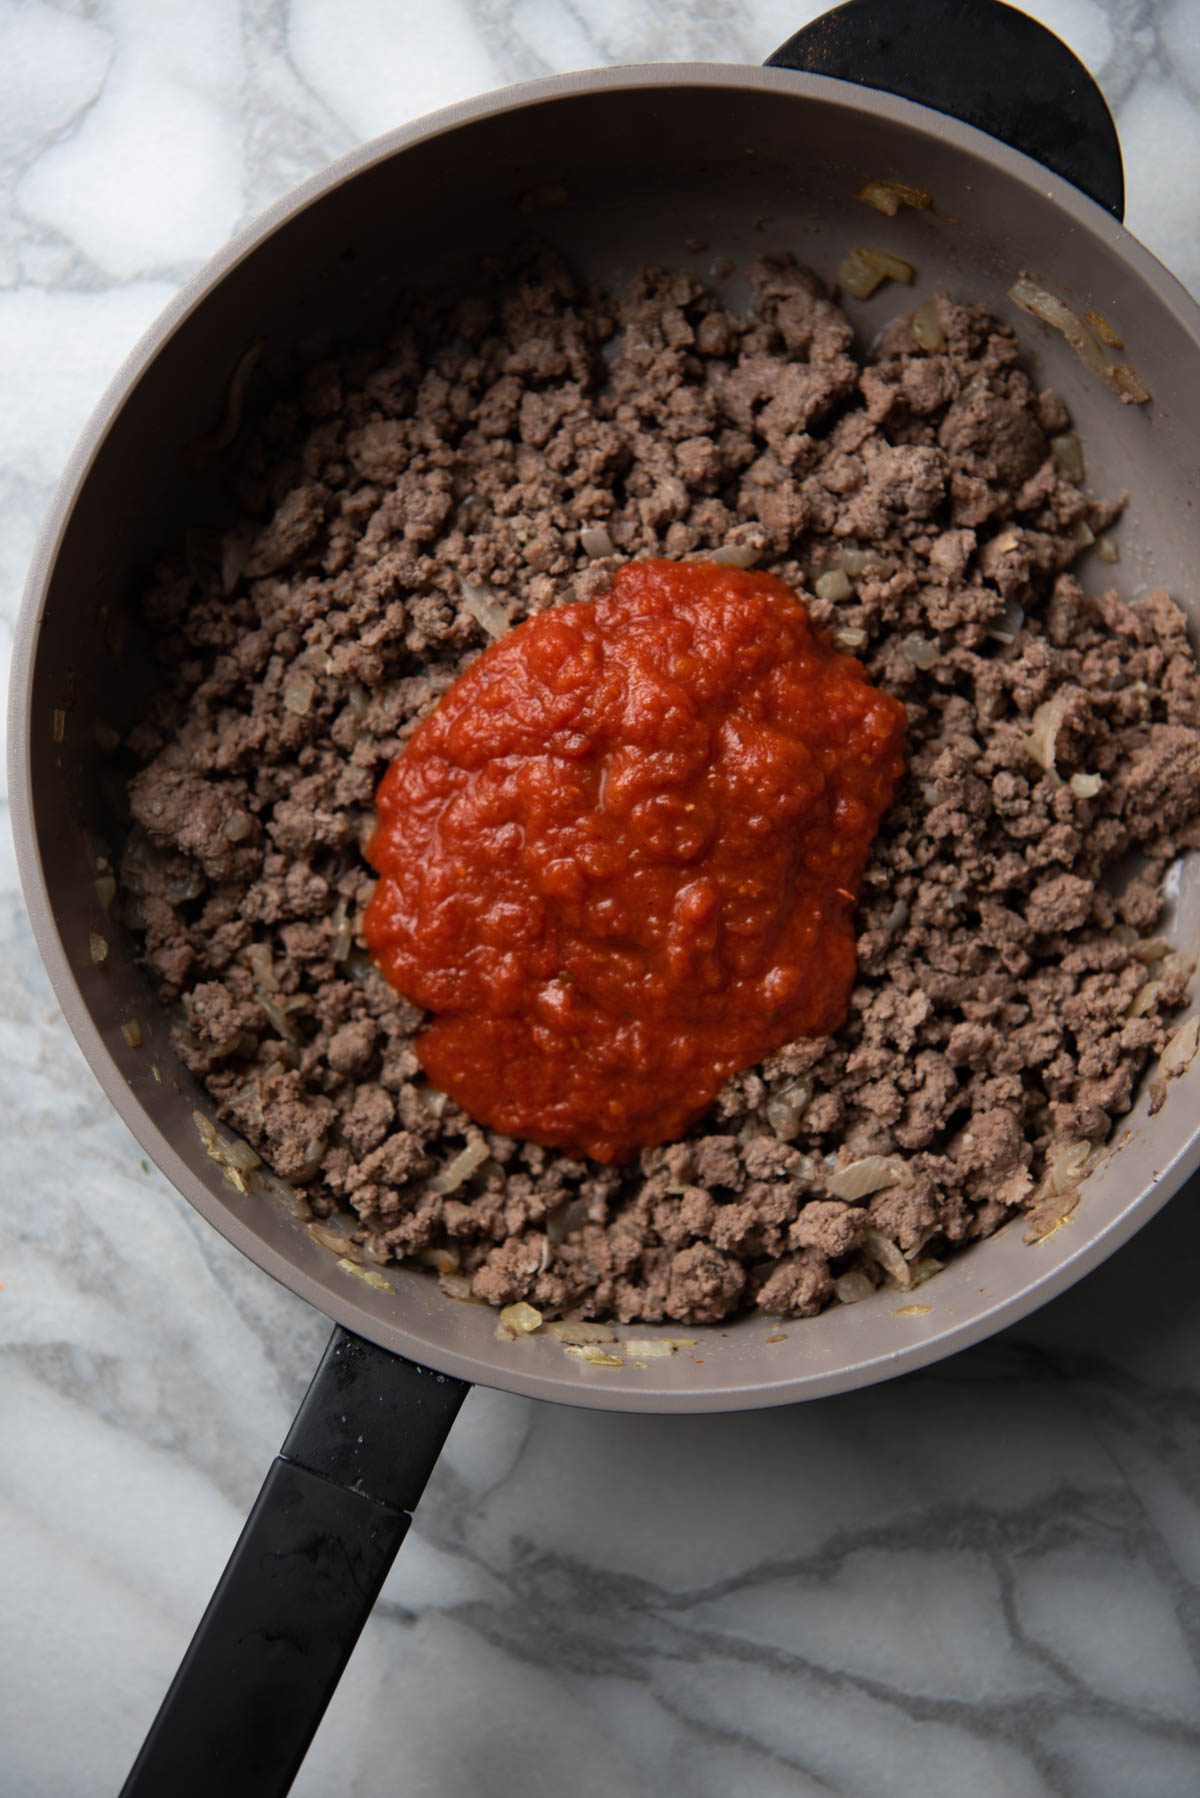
left=3, top=2, right=1200, bottom=1793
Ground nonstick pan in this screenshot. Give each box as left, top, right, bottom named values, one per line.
left=9, top=2, right=1200, bottom=1792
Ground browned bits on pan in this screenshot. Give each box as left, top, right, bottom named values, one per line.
left=1084, top=308, right=1124, bottom=348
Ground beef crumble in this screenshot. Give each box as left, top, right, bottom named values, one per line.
left=121, top=252, right=1200, bottom=1323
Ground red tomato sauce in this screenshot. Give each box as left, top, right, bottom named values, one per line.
left=363, top=560, right=906, bottom=1163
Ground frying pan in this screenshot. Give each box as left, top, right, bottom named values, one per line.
left=9, top=1, right=1200, bottom=1791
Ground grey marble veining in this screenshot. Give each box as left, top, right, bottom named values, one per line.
left=2, top=3, right=1200, bottom=1794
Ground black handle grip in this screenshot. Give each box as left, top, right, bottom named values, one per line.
left=121, top=1328, right=469, bottom=1798
left=767, top=0, right=1124, bottom=219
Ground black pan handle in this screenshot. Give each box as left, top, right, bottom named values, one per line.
left=767, top=0, right=1124, bottom=219
left=121, top=1328, right=469, bottom=1798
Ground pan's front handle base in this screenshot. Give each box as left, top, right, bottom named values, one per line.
left=767, top=0, right=1125, bottom=220
left=120, top=1328, right=469, bottom=1798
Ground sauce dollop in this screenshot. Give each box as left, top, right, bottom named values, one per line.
left=364, top=560, right=906, bottom=1162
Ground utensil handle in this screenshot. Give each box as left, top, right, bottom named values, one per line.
left=120, top=1327, right=469, bottom=1798
left=767, top=0, right=1124, bottom=219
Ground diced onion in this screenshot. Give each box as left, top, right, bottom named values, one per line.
left=900, top=633, right=938, bottom=670
left=1026, top=690, right=1072, bottom=776
left=1162, top=1016, right=1200, bottom=1078
left=329, top=898, right=353, bottom=962
left=428, top=1139, right=489, bottom=1194
left=1095, top=536, right=1120, bottom=564
left=259, top=993, right=299, bottom=1043
left=621, top=1339, right=677, bottom=1359
left=838, top=547, right=896, bottom=579
left=579, top=524, right=615, bottom=559
left=121, top=1019, right=143, bottom=1049
left=834, top=627, right=868, bottom=651
left=243, top=942, right=279, bottom=989
left=711, top=543, right=759, bottom=568
left=89, top=931, right=109, bottom=965
left=988, top=600, right=1025, bottom=645
left=828, top=1155, right=904, bottom=1201
left=1009, top=278, right=1109, bottom=376
left=194, top=1108, right=259, bottom=1192
left=839, top=246, right=917, bottom=300
left=499, top=1300, right=543, bottom=1334
left=1044, top=1139, right=1091, bottom=1196
left=283, top=672, right=315, bottom=715
left=1023, top=1187, right=1080, bottom=1243
left=766, top=1078, right=811, bottom=1141
left=835, top=1269, right=876, bottom=1305
left=439, top=1271, right=486, bottom=1303
left=545, top=1196, right=581, bottom=1244
left=1127, top=979, right=1161, bottom=1018
left=856, top=180, right=933, bottom=216
left=861, top=249, right=916, bottom=283
left=461, top=581, right=509, bottom=638
left=909, top=1254, right=944, bottom=1286
left=912, top=297, right=947, bottom=352
left=1111, top=363, right=1151, bottom=404
left=1050, top=432, right=1085, bottom=484
left=1009, top=279, right=1151, bottom=403
left=1069, top=771, right=1103, bottom=798
left=862, top=1225, right=913, bottom=1288
left=815, top=568, right=854, bottom=602
left=840, top=254, right=882, bottom=301
left=884, top=899, right=909, bottom=935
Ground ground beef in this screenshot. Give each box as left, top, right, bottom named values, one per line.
left=119, top=251, right=1200, bottom=1323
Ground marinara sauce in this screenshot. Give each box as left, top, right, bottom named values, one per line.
left=364, top=560, right=906, bottom=1163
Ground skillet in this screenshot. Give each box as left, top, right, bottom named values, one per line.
left=9, top=3, right=1200, bottom=1791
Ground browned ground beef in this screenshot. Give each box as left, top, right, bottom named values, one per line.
left=121, top=251, right=1200, bottom=1323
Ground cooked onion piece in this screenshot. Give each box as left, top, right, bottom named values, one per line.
left=1009, top=278, right=1150, bottom=403
left=856, top=179, right=933, bottom=216
left=839, top=246, right=917, bottom=300
left=828, top=1156, right=904, bottom=1201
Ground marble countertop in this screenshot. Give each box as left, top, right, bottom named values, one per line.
left=3, top=3, right=1200, bottom=1793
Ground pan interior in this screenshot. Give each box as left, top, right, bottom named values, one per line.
left=16, top=69, right=1200, bottom=1410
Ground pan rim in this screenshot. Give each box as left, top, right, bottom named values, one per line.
left=10, top=60, right=1200, bottom=1413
